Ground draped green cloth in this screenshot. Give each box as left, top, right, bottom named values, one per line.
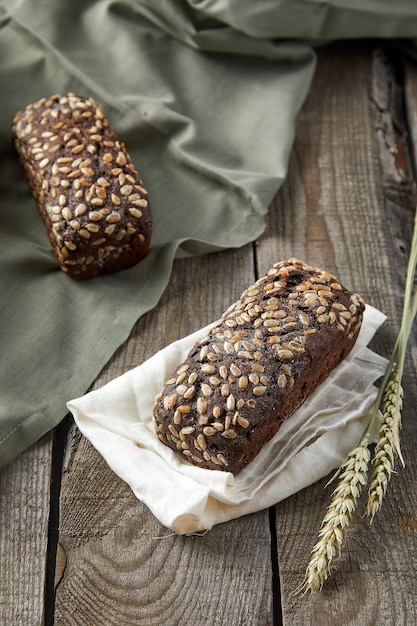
left=1, top=0, right=417, bottom=468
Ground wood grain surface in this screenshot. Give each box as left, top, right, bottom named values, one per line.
left=270, top=42, right=417, bottom=625
left=0, top=433, right=53, bottom=625
left=1, top=41, right=417, bottom=626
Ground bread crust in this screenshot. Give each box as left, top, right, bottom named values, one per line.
left=12, top=93, right=152, bottom=279
left=153, top=259, right=365, bottom=475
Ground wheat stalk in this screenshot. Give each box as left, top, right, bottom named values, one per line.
left=300, top=207, right=417, bottom=593
left=298, top=434, right=371, bottom=593
left=365, top=207, right=417, bottom=520
left=365, top=371, right=403, bottom=521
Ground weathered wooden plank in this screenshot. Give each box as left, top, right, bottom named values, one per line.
left=257, top=42, right=417, bottom=623
left=54, top=247, right=274, bottom=625
left=0, top=433, right=53, bottom=626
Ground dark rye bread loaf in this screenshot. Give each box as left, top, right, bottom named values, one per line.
left=153, top=259, right=365, bottom=475
left=12, top=93, right=152, bottom=279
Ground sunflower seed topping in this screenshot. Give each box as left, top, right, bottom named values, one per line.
left=12, top=92, right=151, bottom=279
left=153, top=259, right=365, bottom=474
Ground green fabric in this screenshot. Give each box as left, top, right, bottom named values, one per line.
left=1, top=0, right=417, bottom=468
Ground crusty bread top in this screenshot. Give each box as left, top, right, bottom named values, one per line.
left=153, top=259, right=365, bottom=474
left=12, top=93, right=152, bottom=278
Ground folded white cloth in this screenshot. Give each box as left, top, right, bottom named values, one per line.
left=68, top=305, right=387, bottom=534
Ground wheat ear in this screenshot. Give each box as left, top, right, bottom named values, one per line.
left=365, top=371, right=403, bottom=521
left=298, top=434, right=371, bottom=593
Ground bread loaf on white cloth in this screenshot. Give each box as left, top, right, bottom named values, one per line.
left=68, top=298, right=387, bottom=534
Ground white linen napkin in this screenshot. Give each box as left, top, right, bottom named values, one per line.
left=68, top=305, right=388, bottom=534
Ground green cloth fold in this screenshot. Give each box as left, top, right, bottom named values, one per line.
left=1, top=0, right=417, bottom=467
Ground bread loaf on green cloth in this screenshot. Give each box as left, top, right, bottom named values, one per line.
left=153, top=259, right=365, bottom=475
left=12, top=93, right=152, bottom=279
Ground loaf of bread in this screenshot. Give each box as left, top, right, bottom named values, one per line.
left=12, top=93, right=152, bottom=279
left=153, top=259, right=365, bottom=475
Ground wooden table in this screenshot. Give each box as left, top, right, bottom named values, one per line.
left=2, top=41, right=417, bottom=626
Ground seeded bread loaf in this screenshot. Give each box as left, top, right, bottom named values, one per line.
left=12, top=93, right=152, bottom=279
left=153, top=259, right=365, bottom=475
